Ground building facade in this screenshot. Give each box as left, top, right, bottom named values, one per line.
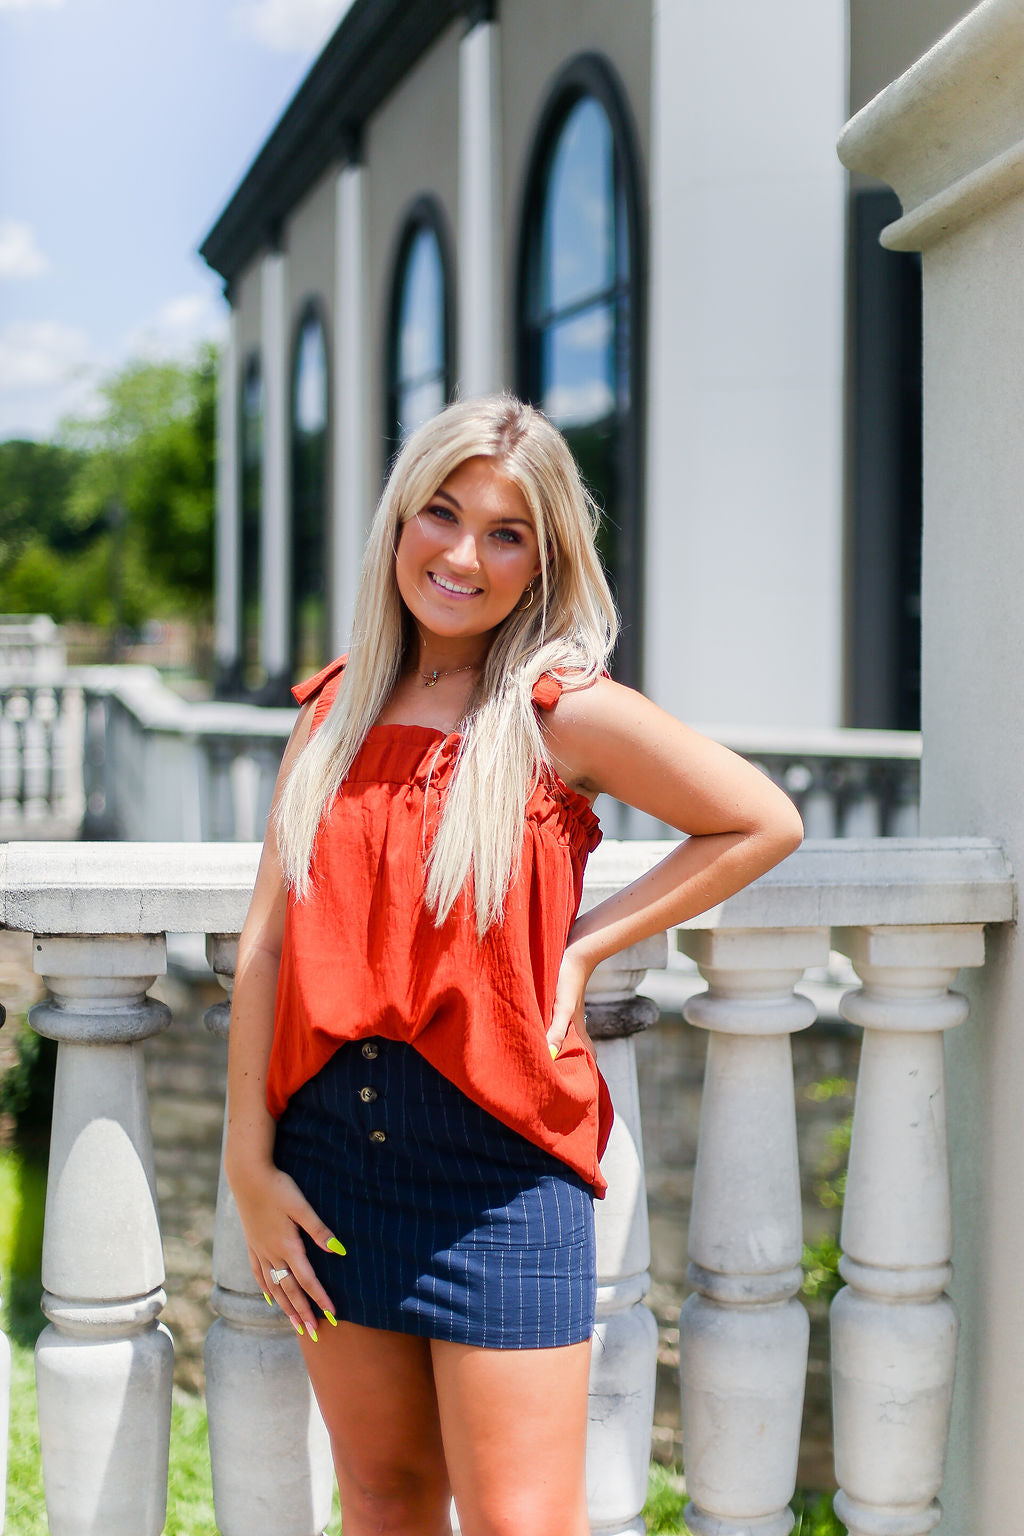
left=202, top=0, right=972, bottom=727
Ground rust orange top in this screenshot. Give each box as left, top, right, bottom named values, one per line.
left=268, top=655, right=613, bottom=1196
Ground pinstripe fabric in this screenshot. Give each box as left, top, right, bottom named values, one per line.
left=274, top=1039, right=596, bottom=1349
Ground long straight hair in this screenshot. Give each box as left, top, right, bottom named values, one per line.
left=275, top=394, right=618, bottom=934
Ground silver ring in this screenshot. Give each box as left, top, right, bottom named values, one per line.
left=269, top=1266, right=290, bottom=1286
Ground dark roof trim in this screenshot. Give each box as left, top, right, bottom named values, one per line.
left=201, top=0, right=486, bottom=283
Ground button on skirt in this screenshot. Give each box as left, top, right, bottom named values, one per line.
left=273, top=1038, right=596, bottom=1349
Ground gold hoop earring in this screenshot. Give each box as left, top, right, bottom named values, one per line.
left=517, top=582, right=535, bottom=613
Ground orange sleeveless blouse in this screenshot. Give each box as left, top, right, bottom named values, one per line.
left=267, top=656, right=613, bottom=1197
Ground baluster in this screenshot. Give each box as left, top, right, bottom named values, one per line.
left=586, top=932, right=665, bottom=1536
left=677, top=926, right=829, bottom=1536
left=203, top=935, right=333, bottom=1536
left=30, top=934, right=174, bottom=1536
left=831, top=924, right=985, bottom=1536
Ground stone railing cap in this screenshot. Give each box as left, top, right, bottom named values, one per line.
left=0, top=837, right=1013, bottom=937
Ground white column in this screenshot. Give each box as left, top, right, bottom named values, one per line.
left=586, top=934, right=664, bottom=1536
left=215, top=304, right=241, bottom=683
left=30, top=934, right=174, bottom=1536
left=458, top=18, right=501, bottom=397
left=837, top=12, right=1024, bottom=1526
left=831, top=925, right=985, bottom=1536
left=333, top=162, right=369, bottom=651
left=645, top=0, right=846, bottom=725
left=677, top=926, right=829, bottom=1536
left=203, top=936, right=333, bottom=1536
left=261, top=249, right=290, bottom=687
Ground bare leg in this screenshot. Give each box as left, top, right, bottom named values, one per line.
left=300, top=1321, right=453, bottom=1536
left=429, top=1335, right=592, bottom=1536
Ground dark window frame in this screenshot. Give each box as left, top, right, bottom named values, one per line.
left=384, top=193, right=457, bottom=459
left=289, top=294, right=332, bottom=680
left=234, top=348, right=264, bottom=698
left=515, top=52, right=646, bottom=687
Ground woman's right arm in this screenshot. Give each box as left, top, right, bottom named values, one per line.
left=225, top=699, right=340, bottom=1338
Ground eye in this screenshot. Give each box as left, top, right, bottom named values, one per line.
left=492, top=525, right=524, bottom=545
left=425, top=503, right=457, bottom=523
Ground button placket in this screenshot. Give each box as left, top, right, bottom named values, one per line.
left=358, top=1039, right=386, bottom=1145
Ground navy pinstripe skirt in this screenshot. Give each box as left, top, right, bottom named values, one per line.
left=273, top=1038, right=596, bottom=1349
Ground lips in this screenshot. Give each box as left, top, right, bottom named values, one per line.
left=428, top=571, right=483, bottom=597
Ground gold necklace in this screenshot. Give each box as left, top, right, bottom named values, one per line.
left=419, top=661, right=482, bottom=689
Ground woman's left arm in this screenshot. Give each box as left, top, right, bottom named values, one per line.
left=543, top=676, right=805, bottom=1053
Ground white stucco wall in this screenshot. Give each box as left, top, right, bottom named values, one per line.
left=645, top=0, right=847, bottom=728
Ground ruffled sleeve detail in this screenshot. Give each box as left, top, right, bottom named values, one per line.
left=531, top=674, right=563, bottom=712
left=292, top=654, right=348, bottom=734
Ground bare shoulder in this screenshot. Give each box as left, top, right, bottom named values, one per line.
left=542, top=673, right=803, bottom=842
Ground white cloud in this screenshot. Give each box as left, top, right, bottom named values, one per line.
left=0, top=320, right=99, bottom=439
left=232, top=0, right=353, bottom=53
left=122, top=288, right=227, bottom=362
left=0, top=221, right=50, bottom=279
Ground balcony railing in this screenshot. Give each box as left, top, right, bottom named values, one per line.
left=0, top=835, right=1011, bottom=1536
left=0, top=661, right=922, bottom=846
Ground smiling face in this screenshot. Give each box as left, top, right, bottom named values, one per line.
left=394, top=455, right=544, bottom=654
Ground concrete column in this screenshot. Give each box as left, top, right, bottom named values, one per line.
left=645, top=0, right=846, bottom=726
left=333, top=162, right=369, bottom=651
left=677, top=926, right=828, bottom=1536
left=458, top=18, right=501, bottom=397
left=585, top=933, right=665, bottom=1536
left=203, top=936, right=333, bottom=1536
left=837, top=8, right=1024, bottom=1527
left=215, top=305, right=241, bottom=688
left=831, top=925, right=985, bottom=1536
left=260, top=249, right=290, bottom=691
left=30, top=934, right=174, bottom=1536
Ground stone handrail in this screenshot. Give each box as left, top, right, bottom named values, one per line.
left=0, top=836, right=1013, bottom=1536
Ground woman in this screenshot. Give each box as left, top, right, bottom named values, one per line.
left=226, top=395, right=803, bottom=1536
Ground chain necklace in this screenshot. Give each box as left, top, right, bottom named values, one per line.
left=419, top=661, right=482, bottom=688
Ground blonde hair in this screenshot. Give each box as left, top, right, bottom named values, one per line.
left=276, top=394, right=618, bottom=934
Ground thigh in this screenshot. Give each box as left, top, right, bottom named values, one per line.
left=429, top=1336, right=592, bottom=1536
left=301, top=1321, right=452, bottom=1536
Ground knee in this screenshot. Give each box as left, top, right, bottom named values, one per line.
left=339, top=1457, right=451, bottom=1532
left=460, top=1492, right=589, bottom=1536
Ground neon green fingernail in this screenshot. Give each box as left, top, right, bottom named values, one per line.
left=291, top=1319, right=304, bottom=1337
left=326, top=1236, right=347, bottom=1256
left=263, top=1291, right=273, bottom=1306
left=324, top=1311, right=338, bottom=1327
left=307, top=1326, right=318, bottom=1343
left=549, top=1042, right=559, bottom=1060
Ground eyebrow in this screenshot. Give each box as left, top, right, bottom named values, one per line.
left=431, top=488, right=534, bottom=526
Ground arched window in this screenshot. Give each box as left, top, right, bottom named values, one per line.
left=290, top=301, right=330, bottom=677
left=517, top=58, right=644, bottom=684
left=386, top=199, right=454, bottom=447
left=239, top=352, right=264, bottom=693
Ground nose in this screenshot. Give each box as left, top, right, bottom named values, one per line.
left=447, top=530, right=481, bottom=572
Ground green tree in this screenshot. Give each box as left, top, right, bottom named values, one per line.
left=60, top=346, right=218, bottom=619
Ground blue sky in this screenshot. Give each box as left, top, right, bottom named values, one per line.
left=0, top=0, right=353, bottom=440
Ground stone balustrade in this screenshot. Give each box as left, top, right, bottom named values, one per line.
left=0, top=835, right=1013, bottom=1536
left=0, top=659, right=920, bottom=846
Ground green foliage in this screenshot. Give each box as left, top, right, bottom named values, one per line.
left=0, top=1026, right=57, bottom=1144
left=791, top=1488, right=847, bottom=1534
left=644, top=1463, right=688, bottom=1532
left=0, top=348, right=217, bottom=628
left=0, top=1145, right=47, bottom=1346
left=801, top=1077, right=854, bottom=1303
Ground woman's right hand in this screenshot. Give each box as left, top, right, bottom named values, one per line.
left=228, top=1157, right=343, bottom=1340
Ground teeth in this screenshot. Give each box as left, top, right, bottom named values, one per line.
left=431, top=573, right=479, bottom=595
